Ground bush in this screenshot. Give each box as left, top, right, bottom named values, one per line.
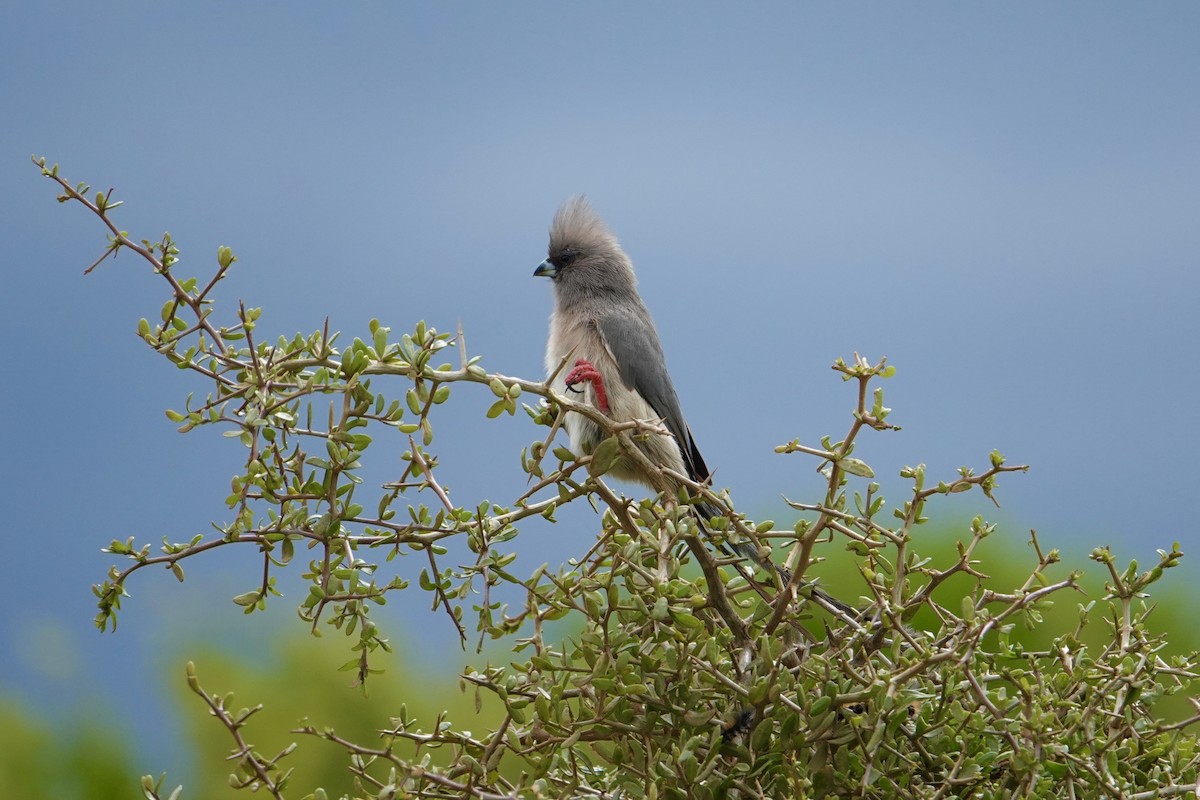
left=35, top=157, right=1200, bottom=799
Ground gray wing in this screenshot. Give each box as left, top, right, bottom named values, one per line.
left=596, top=309, right=711, bottom=485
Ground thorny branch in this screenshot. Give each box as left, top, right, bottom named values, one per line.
left=36, top=158, right=1199, bottom=799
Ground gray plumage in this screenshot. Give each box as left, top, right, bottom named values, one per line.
left=532, top=198, right=860, bottom=618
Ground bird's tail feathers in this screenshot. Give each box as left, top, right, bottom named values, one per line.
left=692, top=500, right=775, bottom=571
left=692, top=501, right=859, bottom=618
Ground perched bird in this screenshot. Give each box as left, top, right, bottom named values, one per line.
left=532, top=197, right=709, bottom=504
left=532, top=198, right=855, bottom=619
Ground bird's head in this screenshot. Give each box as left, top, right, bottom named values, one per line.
left=533, top=197, right=637, bottom=297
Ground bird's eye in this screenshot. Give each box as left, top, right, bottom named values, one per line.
left=552, top=249, right=578, bottom=269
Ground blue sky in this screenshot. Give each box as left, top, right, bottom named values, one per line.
left=2, top=0, right=1198, bottom=782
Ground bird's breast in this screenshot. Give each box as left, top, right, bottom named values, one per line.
left=544, top=311, right=686, bottom=489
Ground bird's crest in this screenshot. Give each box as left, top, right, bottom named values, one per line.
left=549, top=196, right=620, bottom=257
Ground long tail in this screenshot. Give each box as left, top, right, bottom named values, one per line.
left=694, top=502, right=860, bottom=618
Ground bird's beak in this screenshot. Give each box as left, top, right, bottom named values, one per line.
left=533, top=259, right=557, bottom=279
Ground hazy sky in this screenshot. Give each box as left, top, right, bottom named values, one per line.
left=3, top=1, right=1198, bottom=781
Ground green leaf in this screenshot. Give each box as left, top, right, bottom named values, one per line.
left=232, top=590, right=261, bottom=607
left=486, top=399, right=508, bottom=419
left=839, top=457, right=875, bottom=478
left=588, top=436, right=623, bottom=477
left=651, top=596, right=670, bottom=621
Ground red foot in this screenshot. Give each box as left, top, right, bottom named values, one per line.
left=564, top=358, right=610, bottom=413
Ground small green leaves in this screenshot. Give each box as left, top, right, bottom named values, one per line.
left=371, top=319, right=391, bottom=356
left=485, top=380, right=521, bottom=418
left=94, top=188, right=121, bottom=211
left=961, top=594, right=976, bottom=622
left=232, top=590, right=263, bottom=608
left=650, top=596, right=670, bottom=620
left=587, top=436, right=623, bottom=477
left=838, top=457, right=875, bottom=478
left=900, top=463, right=926, bottom=490
left=140, top=773, right=183, bottom=800
left=216, top=245, right=236, bottom=269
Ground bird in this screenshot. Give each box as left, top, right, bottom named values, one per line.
left=532, top=197, right=857, bottom=617
left=532, top=197, right=708, bottom=502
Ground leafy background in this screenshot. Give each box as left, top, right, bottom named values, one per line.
left=2, top=2, right=1198, bottom=796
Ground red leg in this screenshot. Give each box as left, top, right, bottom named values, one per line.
left=564, top=358, right=610, bottom=413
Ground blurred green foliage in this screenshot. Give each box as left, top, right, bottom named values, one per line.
left=0, top=700, right=136, bottom=800
left=171, top=628, right=509, bottom=798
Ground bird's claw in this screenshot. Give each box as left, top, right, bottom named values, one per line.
left=564, top=358, right=600, bottom=387
left=564, top=358, right=610, bottom=413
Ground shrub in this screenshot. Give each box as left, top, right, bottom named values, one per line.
left=35, top=157, right=1200, bottom=799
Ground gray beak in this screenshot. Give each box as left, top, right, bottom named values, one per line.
left=533, top=259, right=557, bottom=278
